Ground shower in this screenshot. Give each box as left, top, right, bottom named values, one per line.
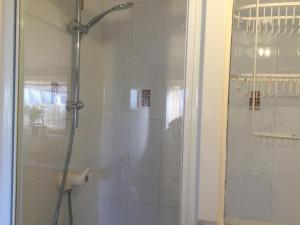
left=68, top=2, right=134, bottom=34
left=53, top=1, right=134, bottom=225
left=85, top=2, right=134, bottom=29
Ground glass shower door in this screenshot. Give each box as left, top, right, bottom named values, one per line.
left=17, top=0, right=188, bottom=225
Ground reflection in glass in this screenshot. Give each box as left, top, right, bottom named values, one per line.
left=24, top=81, right=67, bottom=129
left=166, top=82, right=184, bottom=128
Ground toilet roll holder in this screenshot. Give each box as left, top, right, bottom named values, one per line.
left=57, top=168, right=92, bottom=225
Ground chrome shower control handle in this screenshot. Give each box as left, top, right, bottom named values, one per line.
left=67, top=101, right=84, bottom=110
left=68, top=20, right=89, bottom=33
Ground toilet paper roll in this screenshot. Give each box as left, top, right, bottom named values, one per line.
left=57, top=168, right=92, bottom=191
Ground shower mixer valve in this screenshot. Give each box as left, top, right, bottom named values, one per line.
left=68, top=20, right=89, bottom=34
left=67, top=101, right=84, bottom=111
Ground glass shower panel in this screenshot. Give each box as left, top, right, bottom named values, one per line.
left=225, top=1, right=300, bottom=225
left=18, top=0, right=187, bottom=225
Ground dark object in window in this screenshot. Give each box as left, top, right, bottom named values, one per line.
left=249, top=91, right=260, bottom=110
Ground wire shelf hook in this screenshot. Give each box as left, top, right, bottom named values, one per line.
left=234, top=2, right=300, bottom=36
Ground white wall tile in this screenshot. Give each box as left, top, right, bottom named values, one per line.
left=128, top=160, right=160, bottom=204
left=130, top=119, right=162, bottom=162
left=24, top=17, right=43, bottom=61
left=22, top=151, right=38, bottom=183
left=159, top=207, right=179, bottom=225
left=25, top=18, right=60, bottom=65
left=79, top=75, right=102, bottom=118
left=272, top=175, right=300, bottom=225
left=22, top=181, right=38, bottom=225
left=160, top=117, right=182, bottom=164
left=227, top=123, right=274, bottom=173
left=101, top=78, right=132, bottom=118
left=278, top=35, right=300, bottom=73
left=80, top=35, right=101, bottom=76
left=159, top=163, right=181, bottom=208
left=256, top=36, right=278, bottom=74
left=98, top=198, right=127, bottom=225
left=228, top=105, right=276, bottom=126
left=225, top=170, right=272, bottom=222
left=165, top=0, right=187, bottom=15
left=57, top=30, right=72, bottom=68
left=73, top=199, right=99, bottom=225
left=127, top=202, right=159, bottom=225
left=230, top=30, right=255, bottom=74
left=72, top=117, right=102, bottom=164
left=275, top=106, right=300, bottom=136
left=273, top=141, right=300, bottom=176
left=27, top=0, right=73, bottom=28
left=97, top=158, right=129, bottom=200
left=101, top=19, right=132, bottom=78
left=100, top=117, right=131, bottom=158
left=101, top=32, right=132, bottom=78
left=131, top=0, right=167, bottom=78
left=37, top=176, right=58, bottom=225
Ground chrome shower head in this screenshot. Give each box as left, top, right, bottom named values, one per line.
left=85, top=2, right=134, bottom=29
left=112, top=2, right=134, bottom=11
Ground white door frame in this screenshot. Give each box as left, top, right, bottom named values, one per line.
left=0, top=0, right=18, bottom=225
left=181, top=0, right=204, bottom=224
left=218, top=1, right=234, bottom=225
left=181, top=0, right=233, bottom=224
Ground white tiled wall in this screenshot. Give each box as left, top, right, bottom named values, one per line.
left=226, top=6, right=300, bottom=224
left=21, top=0, right=187, bottom=225
left=70, top=0, right=186, bottom=224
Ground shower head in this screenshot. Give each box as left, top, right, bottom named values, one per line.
left=112, top=2, right=134, bottom=11
left=85, top=2, right=134, bottom=29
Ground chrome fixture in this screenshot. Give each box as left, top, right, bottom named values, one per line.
left=68, top=2, right=134, bottom=34
left=53, top=1, right=134, bottom=225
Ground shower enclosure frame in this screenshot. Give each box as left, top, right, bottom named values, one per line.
left=218, top=1, right=234, bottom=224
left=180, top=0, right=234, bottom=224
left=4, top=0, right=216, bottom=225
left=0, top=0, right=19, bottom=225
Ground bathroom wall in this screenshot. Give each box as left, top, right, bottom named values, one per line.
left=226, top=4, right=300, bottom=225
left=70, top=0, right=187, bottom=224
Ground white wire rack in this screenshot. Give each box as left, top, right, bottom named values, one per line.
left=234, top=2, right=300, bottom=35
left=253, top=131, right=300, bottom=140
left=231, top=73, right=300, bottom=98
left=231, top=74, right=300, bottom=140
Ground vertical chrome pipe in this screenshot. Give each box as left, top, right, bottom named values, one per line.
left=73, top=0, right=81, bottom=128
left=53, top=1, right=81, bottom=225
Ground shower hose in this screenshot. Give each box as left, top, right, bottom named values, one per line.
left=53, top=123, right=76, bottom=225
